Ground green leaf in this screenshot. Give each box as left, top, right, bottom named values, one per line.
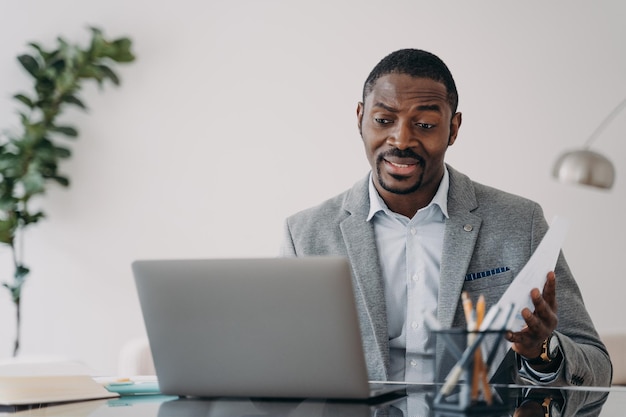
left=89, top=27, right=103, bottom=36
left=34, top=75, right=56, bottom=99
left=2, top=282, right=22, bottom=303
left=0, top=153, right=21, bottom=172
left=56, top=36, right=69, bottom=51
left=32, top=138, right=56, bottom=161
left=97, top=65, right=120, bottom=85
left=13, top=94, right=34, bottom=108
left=61, top=95, right=88, bottom=110
left=17, top=54, right=40, bottom=77
left=53, top=146, right=72, bottom=159
left=0, top=196, right=19, bottom=211
left=21, top=167, right=46, bottom=195
left=21, top=211, right=45, bottom=225
left=78, top=64, right=104, bottom=82
left=0, top=218, right=17, bottom=244
left=50, top=126, right=78, bottom=137
left=28, top=42, right=51, bottom=61
left=73, top=49, right=87, bottom=67
left=110, top=38, right=135, bottom=62
left=47, top=54, right=66, bottom=75
left=53, top=176, right=70, bottom=186
left=14, top=264, right=30, bottom=283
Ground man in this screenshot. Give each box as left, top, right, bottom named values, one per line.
left=281, top=49, right=611, bottom=386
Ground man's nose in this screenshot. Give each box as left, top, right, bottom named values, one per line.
left=387, top=121, right=415, bottom=150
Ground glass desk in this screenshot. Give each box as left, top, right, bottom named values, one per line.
left=4, top=384, right=626, bottom=417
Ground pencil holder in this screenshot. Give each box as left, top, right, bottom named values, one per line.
left=431, top=328, right=509, bottom=414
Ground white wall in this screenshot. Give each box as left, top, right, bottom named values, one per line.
left=0, top=1, right=624, bottom=374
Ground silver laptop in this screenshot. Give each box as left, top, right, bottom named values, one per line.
left=132, top=256, right=403, bottom=400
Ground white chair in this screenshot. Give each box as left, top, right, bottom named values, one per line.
left=117, top=338, right=155, bottom=376
left=601, top=332, right=626, bottom=385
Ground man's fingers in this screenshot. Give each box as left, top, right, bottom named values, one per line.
left=505, top=327, right=543, bottom=357
left=520, top=306, right=546, bottom=336
left=542, top=271, right=557, bottom=312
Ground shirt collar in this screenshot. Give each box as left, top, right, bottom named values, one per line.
left=366, top=167, right=450, bottom=221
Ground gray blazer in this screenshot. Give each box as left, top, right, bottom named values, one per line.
left=281, top=165, right=611, bottom=386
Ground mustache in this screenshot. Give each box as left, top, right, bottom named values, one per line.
left=377, top=148, right=424, bottom=164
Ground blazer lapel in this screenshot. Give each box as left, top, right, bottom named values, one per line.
left=438, top=166, right=482, bottom=328
left=340, top=176, right=389, bottom=379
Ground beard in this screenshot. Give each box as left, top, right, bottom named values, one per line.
left=375, top=148, right=425, bottom=195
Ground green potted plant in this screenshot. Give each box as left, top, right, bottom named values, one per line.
left=0, top=27, right=135, bottom=356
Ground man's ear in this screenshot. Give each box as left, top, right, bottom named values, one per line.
left=356, top=102, right=364, bottom=135
left=448, top=112, right=462, bottom=146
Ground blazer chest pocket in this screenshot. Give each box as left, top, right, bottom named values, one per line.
left=462, top=268, right=515, bottom=293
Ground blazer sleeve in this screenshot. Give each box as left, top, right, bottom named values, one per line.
left=517, top=211, right=612, bottom=387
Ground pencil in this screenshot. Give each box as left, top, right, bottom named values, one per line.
left=474, top=295, right=493, bottom=404
left=471, top=299, right=481, bottom=401
left=476, top=295, right=485, bottom=327
left=461, top=292, right=474, bottom=329
left=462, top=292, right=482, bottom=401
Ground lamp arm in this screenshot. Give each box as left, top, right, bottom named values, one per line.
left=583, top=97, right=626, bottom=149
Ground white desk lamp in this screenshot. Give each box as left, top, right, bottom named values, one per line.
left=552, top=97, right=625, bottom=190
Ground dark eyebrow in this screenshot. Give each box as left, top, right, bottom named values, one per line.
left=372, top=102, right=398, bottom=113
left=415, top=104, right=442, bottom=113
left=372, top=102, right=443, bottom=113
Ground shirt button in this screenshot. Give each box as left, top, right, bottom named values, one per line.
left=410, top=360, right=417, bottom=367
left=463, top=224, right=473, bottom=232
left=412, top=274, right=419, bottom=282
left=410, top=227, right=416, bottom=235
left=411, top=321, right=418, bottom=330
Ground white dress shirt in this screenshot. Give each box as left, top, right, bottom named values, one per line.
left=367, top=168, right=450, bottom=382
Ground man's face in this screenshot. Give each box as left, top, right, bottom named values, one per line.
left=357, top=73, right=461, bottom=201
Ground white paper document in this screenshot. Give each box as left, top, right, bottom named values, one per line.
left=480, top=216, right=569, bottom=332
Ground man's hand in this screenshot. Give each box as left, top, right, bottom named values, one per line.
left=506, top=271, right=558, bottom=360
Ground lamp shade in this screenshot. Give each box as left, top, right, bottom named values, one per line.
left=552, top=149, right=615, bottom=189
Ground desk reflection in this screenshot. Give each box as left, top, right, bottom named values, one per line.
left=154, top=386, right=609, bottom=417
left=511, top=387, right=608, bottom=417
left=156, top=396, right=402, bottom=417
left=7, top=385, right=615, bottom=417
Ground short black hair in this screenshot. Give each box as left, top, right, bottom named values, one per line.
left=362, top=49, right=459, bottom=113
